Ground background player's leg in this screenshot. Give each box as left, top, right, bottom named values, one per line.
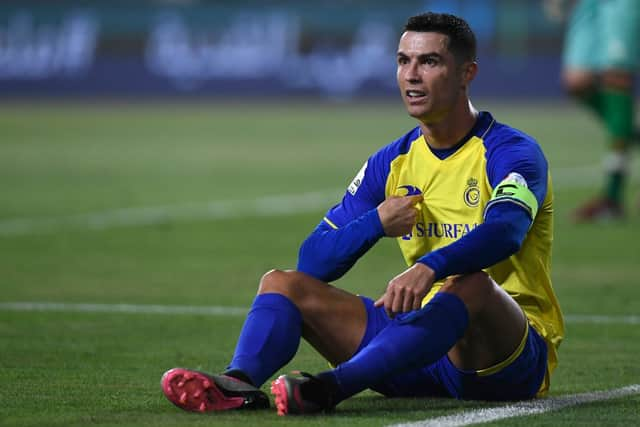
left=227, top=269, right=367, bottom=386
left=565, top=69, right=633, bottom=221
left=563, top=0, right=638, bottom=221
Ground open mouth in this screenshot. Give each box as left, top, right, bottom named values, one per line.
left=406, top=90, right=426, bottom=100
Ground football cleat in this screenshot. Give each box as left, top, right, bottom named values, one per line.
left=161, top=368, right=269, bottom=412
left=270, top=371, right=335, bottom=416
left=572, top=196, right=623, bottom=223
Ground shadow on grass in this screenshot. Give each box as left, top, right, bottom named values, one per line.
left=336, top=393, right=482, bottom=417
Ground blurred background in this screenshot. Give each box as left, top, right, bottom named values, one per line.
left=2, top=1, right=640, bottom=425
left=0, top=0, right=567, bottom=100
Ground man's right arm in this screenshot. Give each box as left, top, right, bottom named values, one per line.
left=296, top=209, right=385, bottom=282
left=297, top=194, right=422, bottom=282
left=295, top=133, right=420, bottom=282
left=296, top=152, right=386, bottom=282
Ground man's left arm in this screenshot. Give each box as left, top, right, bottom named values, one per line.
left=418, top=139, right=547, bottom=281
left=417, top=201, right=534, bottom=281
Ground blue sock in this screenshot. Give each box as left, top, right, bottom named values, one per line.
left=317, top=292, right=469, bottom=401
left=227, top=293, right=302, bottom=387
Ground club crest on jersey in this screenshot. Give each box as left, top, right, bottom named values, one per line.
left=463, top=177, right=480, bottom=207
left=397, top=185, right=422, bottom=196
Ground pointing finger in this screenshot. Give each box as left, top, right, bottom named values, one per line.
left=374, top=294, right=385, bottom=308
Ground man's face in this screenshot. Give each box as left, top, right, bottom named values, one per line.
left=396, top=31, right=468, bottom=123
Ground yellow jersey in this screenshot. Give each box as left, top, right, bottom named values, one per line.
left=321, top=112, right=564, bottom=393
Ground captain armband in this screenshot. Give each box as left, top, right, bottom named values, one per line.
left=484, top=172, right=539, bottom=221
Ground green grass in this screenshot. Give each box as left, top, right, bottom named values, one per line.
left=1, top=100, right=639, bottom=426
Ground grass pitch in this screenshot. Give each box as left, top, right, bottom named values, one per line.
left=0, top=100, right=639, bottom=426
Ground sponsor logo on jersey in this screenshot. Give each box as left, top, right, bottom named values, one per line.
left=402, top=221, right=479, bottom=240
left=347, top=161, right=368, bottom=195
left=463, top=177, right=480, bottom=207
left=397, top=185, right=422, bottom=196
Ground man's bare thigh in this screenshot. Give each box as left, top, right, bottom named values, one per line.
left=441, top=273, right=527, bottom=371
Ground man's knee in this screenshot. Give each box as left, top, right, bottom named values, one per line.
left=441, top=271, right=492, bottom=293
left=440, top=272, right=496, bottom=315
left=258, top=269, right=297, bottom=296
left=562, top=70, right=597, bottom=96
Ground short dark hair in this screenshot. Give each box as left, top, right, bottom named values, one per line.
left=404, top=12, right=477, bottom=63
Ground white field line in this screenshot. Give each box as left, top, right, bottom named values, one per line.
left=0, top=301, right=247, bottom=316
left=0, top=302, right=638, bottom=326
left=0, top=189, right=342, bottom=236
left=0, top=160, right=638, bottom=237
left=564, top=314, right=640, bottom=325
left=389, top=384, right=640, bottom=427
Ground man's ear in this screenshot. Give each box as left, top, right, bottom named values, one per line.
left=461, top=61, right=478, bottom=87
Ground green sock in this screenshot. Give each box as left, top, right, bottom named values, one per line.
left=605, top=171, right=625, bottom=203
left=601, top=90, right=633, bottom=203
left=583, top=88, right=633, bottom=203
left=602, top=151, right=628, bottom=203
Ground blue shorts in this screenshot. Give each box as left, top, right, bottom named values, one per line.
left=355, top=296, right=548, bottom=401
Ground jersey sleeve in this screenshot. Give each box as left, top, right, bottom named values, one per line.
left=296, top=144, right=393, bottom=282
left=323, top=147, right=390, bottom=229
left=484, top=132, right=548, bottom=220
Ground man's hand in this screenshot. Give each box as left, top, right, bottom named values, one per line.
left=377, top=194, right=423, bottom=237
left=374, top=262, right=435, bottom=318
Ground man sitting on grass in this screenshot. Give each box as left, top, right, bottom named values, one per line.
left=161, top=12, right=564, bottom=415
